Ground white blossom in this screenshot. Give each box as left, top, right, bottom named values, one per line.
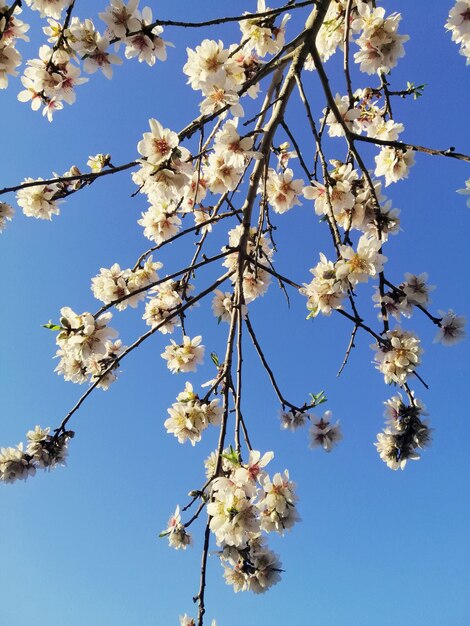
left=434, top=310, right=466, bottom=346
left=279, top=409, right=308, bottom=431
left=264, top=168, right=304, bottom=214
left=374, top=147, right=415, bottom=186
left=373, top=328, right=423, bottom=384
left=446, top=1, right=470, bottom=64
left=456, top=178, right=470, bottom=206
left=16, top=179, right=61, bottom=220
left=161, top=336, right=205, bottom=374
left=309, top=411, right=343, bottom=452
left=162, top=506, right=192, bottom=549
left=0, top=201, right=14, bottom=232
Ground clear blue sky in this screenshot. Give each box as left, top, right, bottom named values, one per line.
left=1, top=2, right=469, bottom=625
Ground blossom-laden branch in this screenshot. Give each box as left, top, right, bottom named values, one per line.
left=1, top=2, right=469, bottom=625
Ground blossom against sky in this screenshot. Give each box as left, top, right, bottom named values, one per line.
left=0, top=1, right=469, bottom=625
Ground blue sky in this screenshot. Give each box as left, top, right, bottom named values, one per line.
left=1, top=1, right=469, bottom=625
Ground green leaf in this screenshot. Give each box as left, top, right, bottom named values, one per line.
left=309, top=390, right=327, bottom=406
left=211, top=352, right=220, bottom=367
left=221, top=445, right=239, bottom=465
left=42, top=321, right=61, bottom=331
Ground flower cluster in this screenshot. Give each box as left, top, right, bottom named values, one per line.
left=305, top=1, right=408, bottom=74
left=240, top=0, right=290, bottom=58
left=279, top=409, right=308, bottom=431
left=161, top=335, right=205, bottom=374
left=374, top=272, right=434, bottom=322
left=54, top=307, right=122, bottom=389
left=134, top=118, right=193, bottom=243
left=306, top=0, right=362, bottom=66
left=0, top=1, right=29, bottom=89
left=16, top=0, right=169, bottom=119
left=264, top=168, right=304, bottom=214
left=301, top=232, right=386, bottom=319
left=223, top=224, right=273, bottom=303
left=319, top=92, right=413, bottom=187
left=183, top=38, right=246, bottom=117
left=372, top=328, right=423, bottom=385
left=375, top=394, right=431, bottom=470
left=309, top=411, right=343, bottom=452
left=446, top=0, right=470, bottom=64
left=0, top=200, right=14, bottom=232
left=0, top=426, right=72, bottom=483
left=204, top=119, right=261, bottom=196
left=205, top=450, right=298, bottom=593
left=211, top=289, right=247, bottom=323
left=143, top=280, right=184, bottom=334
left=16, top=177, right=62, bottom=219
left=164, top=382, right=222, bottom=445
left=352, top=2, right=409, bottom=75
left=91, top=257, right=162, bottom=310
left=303, top=161, right=400, bottom=239
left=374, top=147, right=415, bottom=187
left=160, top=506, right=192, bottom=550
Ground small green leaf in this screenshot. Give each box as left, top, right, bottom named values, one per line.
left=309, top=390, right=327, bottom=406
left=42, top=321, right=61, bottom=331
left=211, top=352, right=220, bottom=367
left=221, top=445, right=239, bottom=465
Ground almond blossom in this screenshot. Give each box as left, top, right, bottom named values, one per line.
left=372, top=328, right=423, bottom=385
left=137, top=118, right=179, bottom=167
left=446, top=0, right=470, bottom=64
left=240, top=0, right=290, bottom=58
left=434, top=310, right=466, bottom=345
left=161, top=506, right=192, bottom=550
left=309, top=411, right=343, bottom=452
left=0, top=201, right=14, bottom=232
left=16, top=178, right=61, bottom=219
left=161, top=335, right=205, bottom=374
left=336, top=234, right=387, bottom=285
left=264, top=168, right=304, bottom=214
left=374, top=146, right=415, bottom=186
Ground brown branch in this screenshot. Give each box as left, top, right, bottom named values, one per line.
left=0, top=161, right=138, bottom=196
left=234, top=305, right=243, bottom=456
left=350, top=133, right=470, bottom=163
left=343, top=0, right=354, bottom=106
left=148, top=1, right=315, bottom=30
left=337, top=324, right=358, bottom=376
left=45, top=0, right=76, bottom=73
left=195, top=517, right=212, bottom=626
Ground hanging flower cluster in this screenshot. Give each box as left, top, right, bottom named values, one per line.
left=375, top=394, right=431, bottom=470
left=163, top=450, right=298, bottom=595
